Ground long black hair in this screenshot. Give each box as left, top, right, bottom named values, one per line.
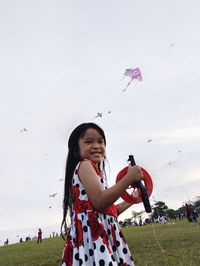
left=61, top=122, right=106, bottom=237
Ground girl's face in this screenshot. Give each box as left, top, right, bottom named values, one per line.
left=78, top=128, right=106, bottom=164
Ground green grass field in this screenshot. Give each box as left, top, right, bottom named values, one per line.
left=0, top=220, right=199, bottom=266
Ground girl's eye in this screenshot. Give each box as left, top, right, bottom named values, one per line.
left=99, top=140, right=104, bottom=144
left=85, top=140, right=92, bottom=144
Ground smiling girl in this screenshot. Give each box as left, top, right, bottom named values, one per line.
left=61, top=122, right=143, bottom=266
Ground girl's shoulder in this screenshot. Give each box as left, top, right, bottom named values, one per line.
left=77, top=159, right=102, bottom=176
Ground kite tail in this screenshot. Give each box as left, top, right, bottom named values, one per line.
left=122, top=80, right=132, bottom=92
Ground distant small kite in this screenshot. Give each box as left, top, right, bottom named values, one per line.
left=92, top=111, right=111, bottom=120
left=123, top=68, right=142, bottom=92
left=20, top=127, right=28, bottom=133
left=94, top=112, right=103, bottom=118
left=49, top=193, right=57, bottom=198
left=59, top=178, right=64, bottom=182
left=147, top=139, right=152, bottom=143
left=166, top=43, right=175, bottom=55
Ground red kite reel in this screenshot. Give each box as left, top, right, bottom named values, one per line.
left=116, top=155, right=153, bottom=212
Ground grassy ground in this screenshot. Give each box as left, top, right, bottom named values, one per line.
left=0, top=220, right=199, bottom=266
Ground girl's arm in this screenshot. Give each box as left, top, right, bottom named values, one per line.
left=78, top=160, right=142, bottom=211
left=116, top=201, right=132, bottom=215
left=116, top=190, right=138, bottom=215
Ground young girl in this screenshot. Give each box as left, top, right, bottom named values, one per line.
left=61, top=122, right=143, bottom=266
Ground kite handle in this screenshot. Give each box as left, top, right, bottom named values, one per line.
left=128, top=155, right=152, bottom=213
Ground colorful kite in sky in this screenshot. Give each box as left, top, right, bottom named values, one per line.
left=123, top=67, right=142, bottom=92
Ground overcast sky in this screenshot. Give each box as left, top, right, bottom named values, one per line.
left=1, top=0, right=200, bottom=244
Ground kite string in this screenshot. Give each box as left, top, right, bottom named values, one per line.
left=144, top=199, right=165, bottom=253
left=150, top=215, right=165, bottom=254
left=129, top=190, right=165, bottom=254
left=122, top=79, right=132, bottom=92
left=122, top=78, right=140, bottom=92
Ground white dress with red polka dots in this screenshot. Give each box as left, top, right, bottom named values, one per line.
left=62, top=160, right=134, bottom=266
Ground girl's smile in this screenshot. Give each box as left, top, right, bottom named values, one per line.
left=78, top=128, right=106, bottom=164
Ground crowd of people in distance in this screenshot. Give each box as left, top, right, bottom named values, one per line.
left=119, top=203, right=199, bottom=228
left=2, top=228, right=62, bottom=246
left=185, top=203, right=199, bottom=224
left=2, top=204, right=199, bottom=248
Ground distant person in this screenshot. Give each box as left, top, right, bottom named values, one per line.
left=185, top=204, right=192, bottom=222
left=4, top=238, right=9, bottom=245
left=37, top=228, right=42, bottom=243
left=191, top=206, right=200, bottom=225
left=161, top=216, right=167, bottom=224
left=61, top=122, right=143, bottom=265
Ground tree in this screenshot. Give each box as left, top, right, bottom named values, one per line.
left=123, top=218, right=132, bottom=226
left=166, top=208, right=177, bottom=219
left=193, top=196, right=200, bottom=209
left=132, top=211, right=144, bottom=220
left=151, top=201, right=168, bottom=219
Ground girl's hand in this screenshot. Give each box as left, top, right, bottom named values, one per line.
left=126, top=164, right=143, bottom=184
